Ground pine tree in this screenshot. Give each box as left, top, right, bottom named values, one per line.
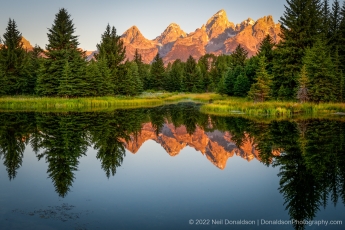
left=0, top=19, right=31, bottom=95
left=134, top=49, right=141, bottom=64
left=248, top=56, right=272, bottom=102
left=328, top=0, right=341, bottom=52
left=96, top=24, right=126, bottom=94
left=133, top=49, right=145, bottom=93
left=231, top=45, right=248, bottom=67
left=234, top=73, right=250, bottom=97
left=198, top=54, right=216, bottom=91
left=150, top=53, right=165, bottom=90
left=166, top=59, right=183, bottom=92
left=297, top=65, right=309, bottom=103
left=193, top=65, right=203, bottom=92
left=222, top=66, right=243, bottom=96
left=321, top=0, right=331, bottom=38
left=129, top=62, right=143, bottom=95
left=339, top=2, right=345, bottom=72
left=257, top=34, right=275, bottom=73
left=36, top=8, right=87, bottom=97
left=141, top=64, right=151, bottom=91
left=86, top=59, right=113, bottom=96
left=244, top=56, right=259, bottom=85
left=303, top=39, right=337, bottom=102
left=340, top=70, right=344, bottom=102
left=58, top=61, right=73, bottom=97
left=272, top=0, right=323, bottom=99
left=217, top=73, right=227, bottom=96
left=26, top=45, right=43, bottom=95
left=95, top=24, right=126, bottom=70
left=185, top=55, right=198, bottom=92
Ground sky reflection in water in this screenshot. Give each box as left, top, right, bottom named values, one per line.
left=0, top=103, right=344, bottom=230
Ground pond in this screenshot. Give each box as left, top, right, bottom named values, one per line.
left=0, top=103, right=344, bottom=230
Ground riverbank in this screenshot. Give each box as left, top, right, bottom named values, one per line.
left=1, top=93, right=345, bottom=116
left=200, top=97, right=345, bottom=116
left=0, top=93, right=221, bottom=111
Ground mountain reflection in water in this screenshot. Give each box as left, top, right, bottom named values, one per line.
left=0, top=103, right=344, bottom=230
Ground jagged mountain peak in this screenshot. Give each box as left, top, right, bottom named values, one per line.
left=205, top=9, right=235, bottom=40
left=154, top=22, right=187, bottom=46
left=121, top=25, right=146, bottom=44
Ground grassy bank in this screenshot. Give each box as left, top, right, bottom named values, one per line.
left=0, top=93, right=221, bottom=111
left=200, top=97, right=345, bottom=117
left=1, top=93, right=345, bottom=116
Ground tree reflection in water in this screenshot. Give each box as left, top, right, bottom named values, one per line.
left=0, top=104, right=344, bottom=229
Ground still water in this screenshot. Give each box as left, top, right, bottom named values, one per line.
left=0, top=103, right=344, bottom=230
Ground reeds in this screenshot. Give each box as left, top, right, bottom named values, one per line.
left=0, top=93, right=220, bottom=111
left=200, top=97, right=345, bottom=117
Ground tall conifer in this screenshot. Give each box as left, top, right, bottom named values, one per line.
left=273, top=0, right=323, bottom=99
left=0, top=19, right=30, bottom=95
left=303, top=39, right=336, bottom=102
left=150, top=53, right=165, bottom=90
left=36, top=8, right=86, bottom=97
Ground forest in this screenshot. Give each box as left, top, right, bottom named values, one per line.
left=0, top=0, right=345, bottom=104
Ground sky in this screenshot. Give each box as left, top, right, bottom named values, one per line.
left=0, top=0, right=287, bottom=51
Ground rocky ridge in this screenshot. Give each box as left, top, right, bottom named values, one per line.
left=119, top=9, right=281, bottom=64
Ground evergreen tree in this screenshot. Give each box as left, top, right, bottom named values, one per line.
left=248, top=56, right=272, bottom=102
left=231, top=45, right=248, bottom=67
left=26, top=45, right=43, bottom=95
left=195, top=65, right=205, bottom=93
left=272, top=0, right=323, bottom=99
left=0, top=19, right=31, bottom=95
left=244, top=56, right=259, bottom=85
left=95, top=24, right=126, bottom=95
left=58, top=61, right=73, bottom=97
left=130, top=62, right=143, bottom=95
left=303, top=39, right=337, bottom=102
left=150, top=53, right=165, bottom=90
left=340, top=70, right=344, bottom=102
left=134, top=49, right=142, bottom=64
left=222, top=66, right=243, bottom=96
left=96, top=24, right=126, bottom=70
left=185, top=55, right=197, bottom=92
left=339, top=2, right=345, bottom=71
left=140, top=63, right=151, bottom=91
left=217, top=73, right=227, bottom=96
left=234, top=73, right=250, bottom=97
left=328, top=0, right=341, bottom=52
left=257, top=34, right=275, bottom=73
left=133, top=49, right=147, bottom=91
left=36, top=8, right=87, bottom=97
left=86, top=59, right=113, bottom=96
left=321, top=0, right=331, bottom=38
left=166, top=59, right=184, bottom=92
left=297, top=65, right=309, bottom=103
left=211, top=55, right=230, bottom=87
left=198, top=54, right=216, bottom=91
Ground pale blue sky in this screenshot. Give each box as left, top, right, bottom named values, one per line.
left=0, top=0, right=287, bottom=51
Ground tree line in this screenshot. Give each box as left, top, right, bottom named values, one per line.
left=1, top=0, right=345, bottom=103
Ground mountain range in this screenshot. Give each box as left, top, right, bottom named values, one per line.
left=120, top=9, right=281, bottom=64
left=19, top=9, right=281, bottom=64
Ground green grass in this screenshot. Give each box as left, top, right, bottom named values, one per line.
left=0, top=93, right=220, bottom=111
left=2, top=93, right=345, bottom=116
left=200, top=97, right=345, bottom=117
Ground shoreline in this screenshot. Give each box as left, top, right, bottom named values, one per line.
left=0, top=93, right=345, bottom=116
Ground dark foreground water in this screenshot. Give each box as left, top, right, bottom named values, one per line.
left=0, top=103, right=344, bottom=230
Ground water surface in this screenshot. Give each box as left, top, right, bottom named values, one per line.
left=0, top=103, right=344, bottom=229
